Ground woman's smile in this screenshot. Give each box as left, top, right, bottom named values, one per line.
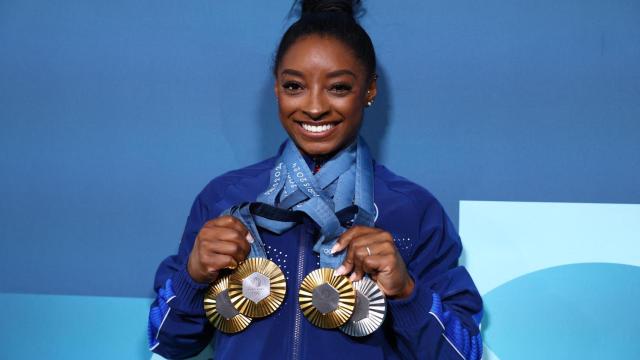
left=275, top=35, right=376, bottom=157
left=297, top=120, right=341, bottom=137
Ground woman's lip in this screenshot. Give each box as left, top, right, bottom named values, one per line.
left=295, top=121, right=340, bottom=138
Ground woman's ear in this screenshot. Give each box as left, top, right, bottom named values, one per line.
left=274, top=81, right=279, bottom=102
left=366, top=75, right=378, bottom=106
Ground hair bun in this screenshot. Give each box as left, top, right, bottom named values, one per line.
left=301, top=0, right=360, bottom=17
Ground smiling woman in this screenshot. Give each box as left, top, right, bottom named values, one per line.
left=148, top=1, right=483, bottom=359
left=276, top=35, right=376, bottom=158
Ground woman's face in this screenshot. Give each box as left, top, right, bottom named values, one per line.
left=275, top=35, right=376, bottom=158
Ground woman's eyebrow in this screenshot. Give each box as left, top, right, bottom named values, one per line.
left=281, top=69, right=304, bottom=77
left=326, top=69, right=356, bottom=79
left=280, top=68, right=357, bottom=79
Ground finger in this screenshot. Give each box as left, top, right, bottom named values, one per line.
left=335, top=234, right=387, bottom=276
left=346, top=242, right=363, bottom=281
left=349, top=266, right=365, bottom=282
left=363, top=254, right=412, bottom=297
left=203, top=239, right=249, bottom=264
left=218, top=216, right=254, bottom=244
left=349, top=232, right=396, bottom=274
left=358, top=236, right=395, bottom=252
left=349, top=242, right=375, bottom=282
left=215, top=226, right=251, bottom=255
left=335, top=243, right=355, bottom=276
left=202, top=253, right=239, bottom=273
left=361, top=239, right=396, bottom=257
left=332, top=226, right=380, bottom=254
left=201, top=226, right=250, bottom=249
left=347, top=239, right=394, bottom=281
left=211, top=215, right=249, bottom=235
left=361, top=254, right=390, bottom=276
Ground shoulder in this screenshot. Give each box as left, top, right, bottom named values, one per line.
left=205, top=156, right=275, bottom=190
left=374, top=163, right=444, bottom=216
left=373, top=163, right=453, bottom=258
left=195, top=156, right=277, bottom=217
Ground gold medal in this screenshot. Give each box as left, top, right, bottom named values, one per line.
left=204, top=275, right=252, bottom=333
left=228, top=257, right=287, bottom=318
left=298, top=268, right=356, bottom=329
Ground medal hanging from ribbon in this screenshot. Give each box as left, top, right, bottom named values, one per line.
left=228, top=257, right=287, bottom=318
left=262, top=138, right=385, bottom=336
left=299, top=268, right=355, bottom=329
left=339, top=277, right=386, bottom=336
left=204, top=205, right=287, bottom=333
left=205, top=137, right=386, bottom=336
left=204, top=275, right=252, bottom=333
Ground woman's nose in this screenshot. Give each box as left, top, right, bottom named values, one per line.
left=302, top=89, right=330, bottom=121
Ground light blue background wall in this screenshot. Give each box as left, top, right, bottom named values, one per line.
left=1, top=0, right=638, bottom=359
left=460, top=201, right=640, bottom=359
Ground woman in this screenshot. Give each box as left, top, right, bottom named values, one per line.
left=148, top=1, right=483, bottom=359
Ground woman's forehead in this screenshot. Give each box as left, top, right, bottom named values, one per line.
left=277, top=35, right=366, bottom=77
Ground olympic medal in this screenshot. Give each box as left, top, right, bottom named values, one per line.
left=298, top=268, right=356, bottom=329
left=204, top=275, right=252, bottom=333
left=228, top=258, right=287, bottom=318
left=340, top=277, right=386, bottom=337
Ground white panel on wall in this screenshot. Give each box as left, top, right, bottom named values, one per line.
left=460, top=201, right=640, bottom=295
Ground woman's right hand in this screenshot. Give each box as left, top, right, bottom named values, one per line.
left=187, top=215, right=252, bottom=283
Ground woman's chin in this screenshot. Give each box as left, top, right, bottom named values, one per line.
left=296, top=141, right=338, bottom=157
left=286, top=126, right=358, bottom=158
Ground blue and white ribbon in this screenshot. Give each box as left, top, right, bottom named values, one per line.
left=224, top=137, right=375, bottom=269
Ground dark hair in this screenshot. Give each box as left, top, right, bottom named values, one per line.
left=273, top=0, right=377, bottom=80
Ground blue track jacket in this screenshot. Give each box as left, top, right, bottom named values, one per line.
left=149, top=152, right=483, bottom=360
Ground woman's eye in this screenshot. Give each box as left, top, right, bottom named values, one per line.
left=282, top=82, right=303, bottom=93
left=330, top=83, right=353, bottom=94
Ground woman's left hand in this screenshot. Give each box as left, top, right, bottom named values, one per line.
left=332, top=226, right=414, bottom=299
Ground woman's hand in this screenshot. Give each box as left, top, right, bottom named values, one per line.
left=332, top=226, right=414, bottom=299
left=187, top=215, right=252, bottom=283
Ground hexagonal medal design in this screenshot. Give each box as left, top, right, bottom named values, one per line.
left=350, top=290, right=370, bottom=322
left=312, top=283, right=340, bottom=314
left=242, top=272, right=271, bottom=304
left=216, top=289, right=240, bottom=320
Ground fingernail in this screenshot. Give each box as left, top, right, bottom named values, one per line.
left=335, top=265, right=346, bottom=275
left=330, top=243, right=340, bottom=254
left=349, top=273, right=357, bottom=282
left=246, top=233, right=254, bottom=244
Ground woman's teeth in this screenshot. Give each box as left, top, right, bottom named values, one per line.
left=301, top=123, right=335, bottom=133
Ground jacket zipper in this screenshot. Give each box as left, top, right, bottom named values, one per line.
left=292, top=227, right=306, bottom=360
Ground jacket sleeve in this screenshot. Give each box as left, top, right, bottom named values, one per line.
left=387, top=200, right=483, bottom=360
left=148, top=194, right=216, bottom=359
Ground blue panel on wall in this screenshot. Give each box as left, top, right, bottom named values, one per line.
left=1, top=0, right=638, bottom=304
left=483, top=263, right=640, bottom=360
left=0, top=293, right=151, bottom=359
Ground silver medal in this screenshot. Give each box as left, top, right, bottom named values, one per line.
left=340, top=277, right=386, bottom=337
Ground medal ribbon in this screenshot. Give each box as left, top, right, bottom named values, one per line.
left=223, top=137, right=375, bottom=269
